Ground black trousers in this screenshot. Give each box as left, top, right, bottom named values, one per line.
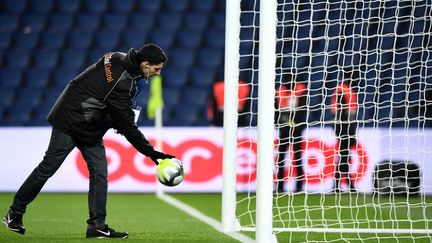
left=334, top=122, right=357, bottom=190
left=276, top=125, right=304, bottom=192
left=10, top=128, right=108, bottom=227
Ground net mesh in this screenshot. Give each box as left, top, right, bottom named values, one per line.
left=234, top=0, right=432, bottom=241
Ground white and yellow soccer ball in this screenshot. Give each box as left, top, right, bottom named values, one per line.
left=156, top=158, right=185, bottom=187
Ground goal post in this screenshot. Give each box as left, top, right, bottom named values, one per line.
left=222, top=0, right=241, bottom=233
left=255, top=0, right=277, bottom=242
left=222, top=0, right=278, bottom=240
left=223, top=0, right=432, bottom=242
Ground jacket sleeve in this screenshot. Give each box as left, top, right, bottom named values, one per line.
left=105, top=78, right=156, bottom=156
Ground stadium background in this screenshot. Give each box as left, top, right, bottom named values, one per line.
left=1, top=0, right=431, bottom=193
left=1, top=0, right=432, bottom=209
left=0, top=0, right=227, bottom=126
left=0, top=0, right=430, bottom=128
left=0, top=0, right=432, bottom=242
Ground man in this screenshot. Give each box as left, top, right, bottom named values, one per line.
left=2, top=44, right=175, bottom=238
left=275, top=75, right=307, bottom=193
left=330, top=70, right=358, bottom=193
left=207, top=79, right=251, bottom=126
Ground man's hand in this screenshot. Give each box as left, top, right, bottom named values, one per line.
left=148, top=150, right=175, bottom=165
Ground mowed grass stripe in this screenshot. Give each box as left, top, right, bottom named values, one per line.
left=171, top=193, right=432, bottom=243
left=0, top=193, right=238, bottom=243
left=2, top=193, right=431, bottom=242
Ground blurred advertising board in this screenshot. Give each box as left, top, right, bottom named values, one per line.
left=0, top=127, right=431, bottom=193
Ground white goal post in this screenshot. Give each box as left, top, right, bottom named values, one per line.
left=222, top=0, right=432, bottom=242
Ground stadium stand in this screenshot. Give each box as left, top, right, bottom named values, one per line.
left=0, top=0, right=429, bottom=127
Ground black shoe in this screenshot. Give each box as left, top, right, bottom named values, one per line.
left=332, top=188, right=341, bottom=193
left=2, top=210, right=25, bottom=235
left=86, top=225, right=128, bottom=239
left=349, top=188, right=358, bottom=193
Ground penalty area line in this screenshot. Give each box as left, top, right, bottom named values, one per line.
left=157, top=192, right=254, bottom=243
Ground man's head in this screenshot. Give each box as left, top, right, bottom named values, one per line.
left=136, top=43, right=168, bottom=79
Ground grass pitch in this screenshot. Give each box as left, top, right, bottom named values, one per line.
left=0, top=193, right=237, bottom=243
left=1, top=193, right=431, bottom=242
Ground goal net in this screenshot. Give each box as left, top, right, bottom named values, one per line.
left=223, top=0, right=432, bottom=242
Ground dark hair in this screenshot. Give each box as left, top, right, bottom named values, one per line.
left=137, top=43, right=168, bottom=65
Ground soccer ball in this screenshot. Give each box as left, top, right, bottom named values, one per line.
left=156, top=158, right=185, bottom=187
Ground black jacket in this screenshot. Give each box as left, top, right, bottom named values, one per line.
left=48, top=49, right=156, bottom=156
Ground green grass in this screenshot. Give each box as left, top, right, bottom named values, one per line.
left=1, top=193, right=431, bottom=242
left=171, top=193, right=432, bottom=242
left=0, top=193, right=237, bottom=243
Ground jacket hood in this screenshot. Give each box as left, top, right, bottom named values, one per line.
left=122, top=49, right=143, bottom=78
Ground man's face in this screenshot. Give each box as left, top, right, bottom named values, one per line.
left=140, top=62, right=164, bottom=79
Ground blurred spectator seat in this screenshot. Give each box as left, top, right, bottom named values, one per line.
left=204, top=29, right=224, bottom=48
left=161, top=107, right=172, bottom=125
left=48, top=14, right=74, bottom=32
left=0, top=33, right=12, bottom=50
left=163, top=88, right=181, bottom=108
left=87, top=49, right=108, bottom=64
left=110, top=0, right=135, bottom=13
left=56, top=0, right=81, bottom=14
left=13, top=32, right=39, bottom=50
left=94, top=31, right=120, bottom=50
left=157, top=13, right=183, bottom=31
left=31, top=105, right=52, bottom=126
left=0, top=32, right=12, bottom=51
left=3, top=0, right=27, bottom=14
left=39, top=32, right=66, bottom=50
left=137, top=0, right=161, bottom=13
left=0, top=14, right=20, bottom=32
left=122, top=31, right=148, bottom=49
left=20, top=14, right=47, bottom=33
left=191, top=0, right=215, bottom=12
left=0, top=88, right=15, bottom=107
left=190, top=66, right=216, bottom=89
left=239, top=56, right=252, bottom=69
left=0, top=68, right=23, bottom=89
left=182, top=87, right=209, bottom=107
left=197, top=48, right=223, bottom=68
left=24, top=68, right=51, bottom=89
left=83, top=0, right=109, bottom=13
left=176, top=30, right=202, bottom=49
left=66, top=31, right=94, bottom=50
left=2, top=103, right=33, bottom=126
left=42, top=87, right=63, bottom=106
left=163, top=0, right=189, bottom=13
left=59, top=49, right=87, bottom=68
left=150, top=30, right=175, bottom=51
left=170, top=104, right=200, bottom=126
left=240, top=28, right=255, bottom=41
left=6, top=50, right=31, bottom=68
left=51, top=67, right=79, bottom=88
left=74, top=14, right=101, bottom=31
left=130, top=13, right=155, bottom=32
left=3, top=104, right=33, bottom=126
left=29, top=0, right=54, bottom=13
left=209, top=12, right=225, bottom=30
left=163, top=66, right=189, bottom=89
left=32, top=50, right=59, bottom=68
left=170, top=48, right=195, bottom=68
left=102, top=13, right=128, bottom=31
left=184, top=13, right=208, bottom=31
left=16, top=87, right=44, bottom=107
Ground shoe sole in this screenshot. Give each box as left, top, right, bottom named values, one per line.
left=2, top=217, right=25, bottom=235
left=86, top=235, right=128, bottom=239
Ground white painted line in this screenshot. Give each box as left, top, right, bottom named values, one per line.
left=157, top=192, right=255, bottom=243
